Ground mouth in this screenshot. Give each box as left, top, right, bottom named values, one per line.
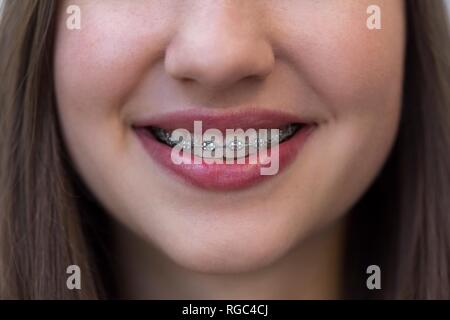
left=147, top=123, right=303, bottom=160
left=133, top=109, right=316, bottom=191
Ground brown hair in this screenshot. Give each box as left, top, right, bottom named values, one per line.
left=1, top=0, right=449, bottom=299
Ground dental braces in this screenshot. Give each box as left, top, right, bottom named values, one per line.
left=175, top=136, right=277, bottom=151
left=153, top=124, right=299, bottom=151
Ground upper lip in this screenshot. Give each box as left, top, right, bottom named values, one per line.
left=132, top=108, right=315, bottom=131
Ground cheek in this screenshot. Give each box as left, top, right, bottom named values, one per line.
left=275, top=0, right=405, bottom=117
left=53, top=3, right=173, bottom=185
left=53, top=1, right=173, bottom=128
left=317, top=2, right=405, bottom=172
left=287, top=1, right=405, bottom=159
left=277, top=1, right=405, bottom=221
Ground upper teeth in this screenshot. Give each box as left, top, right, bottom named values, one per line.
left=152, top=124, right=300, bottom=152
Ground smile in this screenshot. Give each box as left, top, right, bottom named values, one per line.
left=133, top=109, right=317, bottom=191
left=150, top=123, right=302, bottom=160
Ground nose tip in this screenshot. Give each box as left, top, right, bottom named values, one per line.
left=164, top=22, right=275, bottom=90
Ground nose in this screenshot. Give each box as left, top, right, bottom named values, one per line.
left=164, top=2, right=275, bottom=90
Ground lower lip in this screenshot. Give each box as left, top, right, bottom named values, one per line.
left=134, top=126, right=315, bottom=191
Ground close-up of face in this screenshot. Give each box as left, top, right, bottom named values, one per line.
left=1, top=0, right=450, bottom=303
left=53, top=0, right=405, bottom=275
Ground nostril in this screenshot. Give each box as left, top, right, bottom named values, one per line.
left=165, top=30, right=275, bottom=90
left=180, top=77, right=195, bottom=85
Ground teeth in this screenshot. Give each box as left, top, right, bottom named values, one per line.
left=151, top=124, right=301, bottom=154
left=202, top=140, right=216, bottom=152
left=228, top=139, right=245, bottom=151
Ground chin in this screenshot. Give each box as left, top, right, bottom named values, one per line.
left=167, top=243, right=288, bottom=274
left=151, top=221, right=295, bottom=274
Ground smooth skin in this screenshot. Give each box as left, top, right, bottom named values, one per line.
left=54, top=0, right=405, bottom=299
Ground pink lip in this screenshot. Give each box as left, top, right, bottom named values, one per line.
left=133, top=109, right=316, bottom=191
